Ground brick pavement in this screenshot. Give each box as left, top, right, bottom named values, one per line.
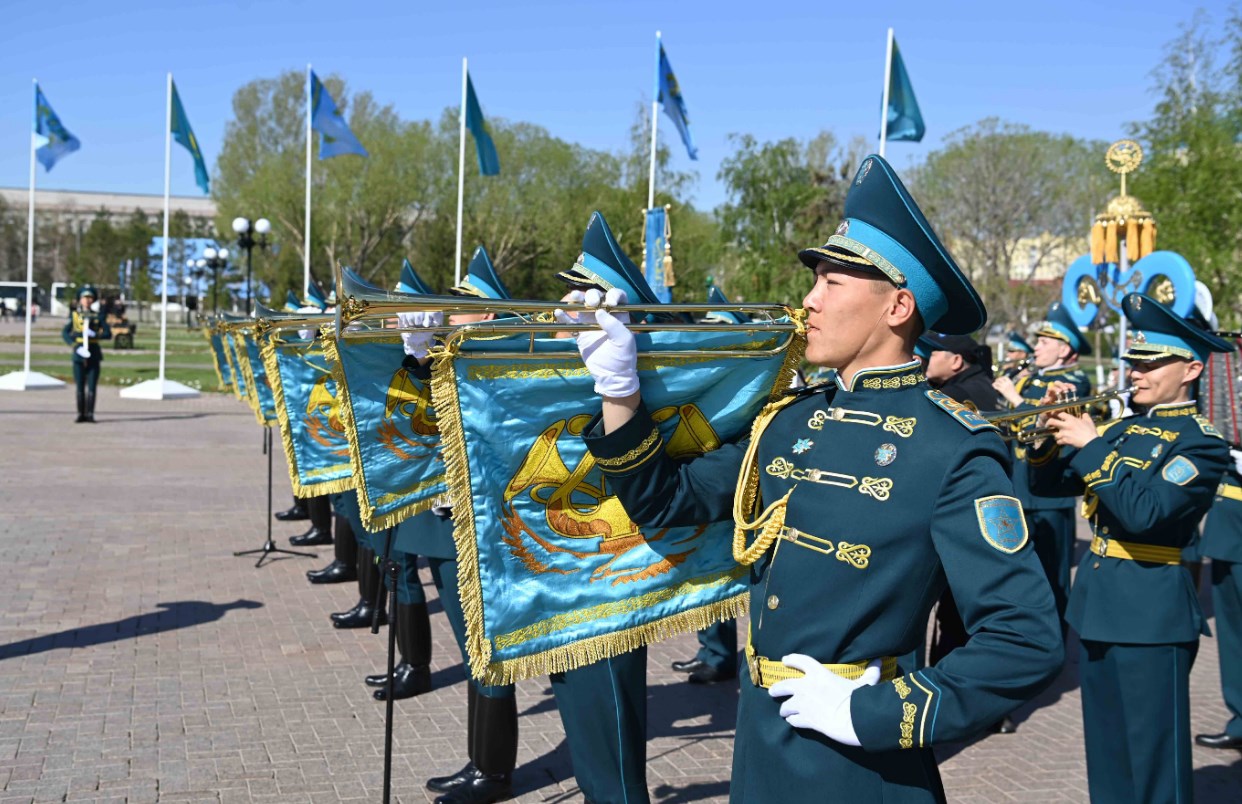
left=1, top=386, right=1240, bottom=802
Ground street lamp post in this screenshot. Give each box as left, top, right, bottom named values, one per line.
left=200, top=247, right=230, bottom=313
left=232, top=216, right=271, bottom=312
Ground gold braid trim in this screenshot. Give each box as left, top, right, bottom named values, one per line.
left=772, top=311, right=808, bottom=402
left=733, top=395, right=799, bottom=565
left=202, top=327, right=231, bottom=392
left=479, top=591, right=749, bottom=687
left=594, top=428, right=662, bottom=469
left=235, top=332, right=272, bottom=426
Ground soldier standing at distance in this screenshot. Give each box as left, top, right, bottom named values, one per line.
left=1029, top=292, right=1234, bottom=802
left=62, top=286, right=110, bottom=423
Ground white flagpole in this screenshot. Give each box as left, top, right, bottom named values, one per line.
left=646, top=31, right=661, bottom=212
left=879, top=27, right=894, bottom=158
left=304, top=64, right=312, bottom=299
left=23, top=84, right=37, bottom=377
left=158, top=72, right=172, bottom=383
left=454, top=58, right=468, bottom=286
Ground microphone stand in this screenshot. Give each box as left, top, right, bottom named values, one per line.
left=233, top=426, right=319, bottom=568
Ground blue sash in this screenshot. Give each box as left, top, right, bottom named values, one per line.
left=432, top=326, right=802, bottom=684
left=263, top=335, right=355, bottom=497
left=326, top=336, right=449, bottom=531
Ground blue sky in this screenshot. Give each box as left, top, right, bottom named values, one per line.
left=0, top=0, right=1224, bottom=212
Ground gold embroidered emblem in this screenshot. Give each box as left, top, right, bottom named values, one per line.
left=836, top=541, right=871, bottom=569
left=883, top=416, right=916, bottom=438
left=900, top=701, right=917, bottom=749
left=893, top=677, right=912, bottom=699
left=859, top=477, right=893, bottom=501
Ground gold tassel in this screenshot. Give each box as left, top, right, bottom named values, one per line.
left=732, top=396, right=798, bottom=565
left=1141, top=221, right=1155, bottom=257
left=1105, top=220, right=1119, bottom=264
left=1090, top=222, right=1104, bottom=265
left=1126, top=219, right=1139, bottom=263
left=662, top=207, right=675, bottom=287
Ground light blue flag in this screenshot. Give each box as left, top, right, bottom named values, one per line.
left=263, top=332, right=354, bottom=497
left=171, top=81, right=210, bottom=194
left=643, top=207, right=672, bottom=303
left=223, top=331, right=249, bottom=400
left=327, top=336, right=449, bottom=530
left=204, top=328, right=233, bottom=391
left=465, top=73, right=500, bottom=176
left=884, top=37, right=925, bottom=143
left=433, top=325, right=803, bottom=684
left=311, top=71, right=369, bottom=159
left=657, top=42, right=698, bottom=160
left=33, top=85, right=80, bottom=172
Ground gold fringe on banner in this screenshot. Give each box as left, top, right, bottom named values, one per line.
left=1090, top=222, right=1104, bottom=265
left=233, top=332, right=268, bottom=425
left=223, top=334, right=245, bottom=401
left=1104, top=221, right=1119, bottom=264
left=1142, top=221, right=1156, bottom=257
left=203, top=327, right=232, bottom=392
left=262, top=337, right=354, bottom=499
left=1126, top=219, right=1139, bottom=263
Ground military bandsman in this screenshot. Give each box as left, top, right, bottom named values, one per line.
left=62, top=285, right=111, bottom=423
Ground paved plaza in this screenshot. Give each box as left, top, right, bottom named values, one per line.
left=1, top=386, right=1240, bottom=803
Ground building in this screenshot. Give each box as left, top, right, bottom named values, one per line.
left=0, top=187, right=216, bottom=228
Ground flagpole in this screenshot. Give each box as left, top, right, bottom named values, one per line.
left=454, top=58, right=468, bottom=286
left=646, top=31, right=661, bottom=211
left=304, top=64, right=312, bottom=299
left=158, top=72, right=172, bottom=383
left=879, top=27, right=894, bottom=158
left=23, top=83, right=38, bottom=377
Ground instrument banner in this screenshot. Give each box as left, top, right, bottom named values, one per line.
left=203, top=328, right=233, bottom=391
left=223, top=331, right=248, bottom=400
left=432, top=327, right=802, bottom=685
left=326, top=335, right=449, bottom=531
left=237, top=331, right=277, bottom=426
left=263, top=335, right=355, bottom=497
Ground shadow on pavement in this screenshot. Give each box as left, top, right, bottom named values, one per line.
left=653, top=780, right=732, bottom=802
left=0, top=599, right=263, bottom=660
left=1194, top=754, right=1242, bottom=802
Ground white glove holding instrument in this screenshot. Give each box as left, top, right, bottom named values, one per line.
left=1231, top=448, right=1242, bottom=477
left=397, top=310, right=443, bottom=358
left=768, top=654, right=884, bottom=747
left=75, top=345, right=91, bottom=359
left=555, top=288, right=638, bottom=398
left=84, top=327, right=97, bottom=338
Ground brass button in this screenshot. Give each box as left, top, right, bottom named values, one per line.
left=1093, top=562, right=1101, bottom=570
left=831, top=408, right=845, bottom=421
left=767, top=595, right=780, bottom=611
left=1102, top=527, right=1110, bottom=535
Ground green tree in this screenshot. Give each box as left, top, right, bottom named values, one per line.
left=909, top=119, right=1109, bottom=328
left=1131, top=9, right=1242, bottom=325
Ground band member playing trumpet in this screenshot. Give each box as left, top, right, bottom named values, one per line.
left=992, top=303, right=1092, bottom=651
left=1028, top=292, right=1234, bottom=804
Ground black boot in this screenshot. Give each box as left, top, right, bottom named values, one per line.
left=75, top=389, right=87, bottom=423
left=306, top=559, right=355, bottom=584
left=84, top=389, right=96, bottom=423
left=426, top=682, right=478, bottom=793
left=332, top=547, right=386, bottom=628
left=308, top=512, right=358, bottom=583
left=275, top=496, right=310, bottom=521
left=374, top=602, right=432, bottom=700
left=435, top=692, right=516, bottom=803
left=291, top=495, right=333, bottom=546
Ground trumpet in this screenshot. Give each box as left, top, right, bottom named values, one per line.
left=985, top=387, right=1131, bottom=444
left=992, top=356, right=1032, bottom=377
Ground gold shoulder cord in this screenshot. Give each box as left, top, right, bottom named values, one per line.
left=733, top=395, right=798, bottom=565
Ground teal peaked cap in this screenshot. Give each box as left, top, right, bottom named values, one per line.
left=1122, top=293, right=1235, bottom=362
left=557, top=212, right=662, bottom=306
left=397, top=259, right=434, bottom=295
left=450, top=246, right=511, bottom=300
left=1035, top=301, right=1092, bottom=356
left=302, top=282, right=327, bottom=310
left=284, top=290, right=301, bottom=312
left=798, top=154, right=985, bottom=335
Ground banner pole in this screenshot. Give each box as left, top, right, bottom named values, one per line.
left=159, top=73, right=172, bottom=383
left=305, top=64, right=313, bottom=299
left=879, top=27, right=894, bottom=158
left=454, top=58, right=468, bottom=286
left=647, top=31, right=662, bottom=211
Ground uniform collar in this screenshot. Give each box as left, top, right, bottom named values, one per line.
left=1038, top=361, right=1079, bottom=377
left=1146, top=400, right=1197, bottom=419
left=835, top=359, right=925, bottom=393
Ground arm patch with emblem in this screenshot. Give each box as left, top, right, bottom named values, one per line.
left=925, top=390, right=999, bottom=433
left=974, top=495, right=1028, bottom=553
left=1161, top=455, right=1199, bottom=486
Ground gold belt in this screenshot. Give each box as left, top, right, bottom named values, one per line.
left=1218, top=483, right=1242, bottom=502
left=1089, top=535, right=1181, bottom=565
left=745, top=636, right=898, bottom=689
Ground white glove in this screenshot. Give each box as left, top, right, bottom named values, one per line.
left=1231, top=448, right=1242, bottom=476
left=397, top=311, right=443, bottom=358
left=76, top=345, right=91, bottom=358
left=85, top=327, right=97, bottom=338
left=768, top=655, right=883, bottom=747
left=555, top=288, right=638, bottom=398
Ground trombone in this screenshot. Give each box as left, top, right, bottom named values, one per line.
left=330, top=263, right=805, bottom=359
left=985, top=387, right=1131, bottom=444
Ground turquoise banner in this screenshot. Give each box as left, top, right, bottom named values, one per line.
left=241, top=332, right=277, bottom=426
left=204, top=328, right=232, bottom=391
left=432, top=327, right=802, bottom=685
left=223, top=331, right=248, bottom=400
left=263, top=336, right=355, bottom=497
left=326, top=336, right=449, bottom=531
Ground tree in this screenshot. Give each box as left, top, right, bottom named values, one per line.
left=909, top=119, right=1109, bottom=328
left=1131, top=9, right=1242, bottom=326
left=716, top=131, right=866, bottom=305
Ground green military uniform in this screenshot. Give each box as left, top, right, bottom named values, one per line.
left=1197, top=462, right=1242, bottom=745
left=1029, top=292, right=1234, bottom=803
left=581, top=155, right=1063, bottom=802
left=61, top=287, right=111, bottom=423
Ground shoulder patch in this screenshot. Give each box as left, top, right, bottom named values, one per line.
left=1161, top=455, right=1200, bottom=486
left=974, top=495, right=1028, bottom=553
left=925, top=389, right=998, bottom=433
left=1195, top=415, right=1224, bottom=439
